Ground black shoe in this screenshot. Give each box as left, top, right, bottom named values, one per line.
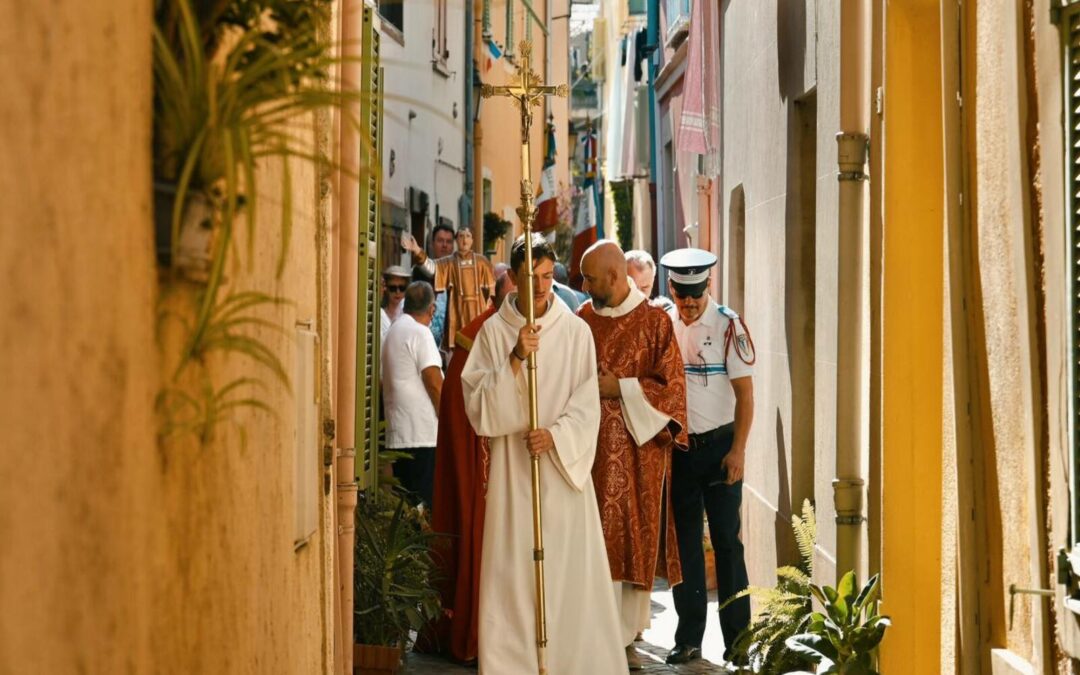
left=665, top=644, right=702, bottom=664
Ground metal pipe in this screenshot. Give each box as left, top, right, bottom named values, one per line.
left=334, top=1, right=364, bottom=671
left=834, top=0, right=870, bottom=581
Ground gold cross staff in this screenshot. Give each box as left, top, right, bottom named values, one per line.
left=480, top=39, right=566, bottom=675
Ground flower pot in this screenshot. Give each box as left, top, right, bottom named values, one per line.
left=353, top=643, right=402, bottom=675
left=153, top=180, right=216, bottom=278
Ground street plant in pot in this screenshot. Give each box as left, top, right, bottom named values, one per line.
left=354, top=489, right=442, bottom=674
left=785, top=571, right=891, bottom=675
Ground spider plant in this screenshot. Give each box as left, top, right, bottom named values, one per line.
left=153, top=0, right=361, bottom=358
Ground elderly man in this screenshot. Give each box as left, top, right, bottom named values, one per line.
left=626, top=249, right=674, bottom=311
left=578, top=240, right=689, bottom=670
left=381, top=281, right=444, bottom=508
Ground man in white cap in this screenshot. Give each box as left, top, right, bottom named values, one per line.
left=658, top=248, right=756, bottom=667
left=380, top=265, right=413, bottom=342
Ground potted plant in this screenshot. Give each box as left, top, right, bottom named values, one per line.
left=785, top=572, right=891, bottom=674
left=719, top=499, right=817, bottom=674
left=482, top=211, right=511, bottom=258
left=354, top=490, right=442, bottom=674
left=153, top=0, right=355, bottom=280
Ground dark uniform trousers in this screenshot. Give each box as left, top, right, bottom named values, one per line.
left=392, top=446, right=436, bottom=510
left=671, top=423, right=750, bottom=653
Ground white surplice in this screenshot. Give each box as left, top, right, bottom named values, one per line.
left=462, top=292, right=624, bottom=675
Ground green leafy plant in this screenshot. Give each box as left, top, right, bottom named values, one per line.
left=785, top=572, right=891, bottom=675
left=153, top=0, right=363, bottom=441
left=483, top=211, right=512, bottom=251
left=354, top=490, right=443, bottom=647
left=609, top=180, right=634, bottom=253
left=720, top=499, right=817, bottom=674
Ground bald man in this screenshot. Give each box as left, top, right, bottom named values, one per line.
left=577, top=241, right=690, bottom=670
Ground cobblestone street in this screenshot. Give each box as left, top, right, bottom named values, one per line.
left=402, top=582, right=732, bottom=674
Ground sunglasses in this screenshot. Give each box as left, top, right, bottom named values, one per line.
left=386, top=284, right=407, bottom=292
left=672, top=287, right=706, bottom=300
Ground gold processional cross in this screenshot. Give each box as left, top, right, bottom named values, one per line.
left=480, top=40, right=567, bottom=675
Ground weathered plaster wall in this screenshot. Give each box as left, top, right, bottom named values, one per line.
left=0, top=2, right=161, bottom=672
left=719, top=0, right=839, bottom=592
left=0, top=3, right=335, bottom=673
left=152, top=132, right=333, bottom=675
left=972, top=2, right=1044, bottom=665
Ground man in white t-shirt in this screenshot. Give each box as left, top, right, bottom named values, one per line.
left=381, top=281, right=444, bottom=508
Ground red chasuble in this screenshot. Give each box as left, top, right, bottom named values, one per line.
left=578, top=300, right=689, bottom=588
left=430, top=305, right=496, bottom=663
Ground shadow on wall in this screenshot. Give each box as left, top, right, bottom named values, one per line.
left=777, top=0, right=809, bottom=102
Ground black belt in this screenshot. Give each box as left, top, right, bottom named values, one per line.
left=688, top=423, right=734, bottom=450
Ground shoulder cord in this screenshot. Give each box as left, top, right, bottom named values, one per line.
left=723, top=316, right=757, bottom=366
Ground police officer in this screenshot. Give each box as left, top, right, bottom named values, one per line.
left=659, top=248, right=755, bottom=666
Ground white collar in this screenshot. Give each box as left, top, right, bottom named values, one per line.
left=592, top=283, right=646, bottom=318
left=498, top=290, right=568, bottom=329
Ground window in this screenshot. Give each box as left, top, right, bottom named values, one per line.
left=379, top=0, right=403, bottom=36
left=433, top=0, right=448, bottom=69
left=482, top=178, right=493, bottom=215
left=505, top=0, right=515, bottom=58
left=664, top=0, right=690, bottom=45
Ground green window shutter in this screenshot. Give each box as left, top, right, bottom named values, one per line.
left=356, top=7, right=383, bottom=489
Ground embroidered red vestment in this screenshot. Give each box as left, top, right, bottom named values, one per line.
left=578, top=301, right=689, bottom=588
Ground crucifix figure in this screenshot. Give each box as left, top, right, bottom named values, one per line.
left=480, top=39, right=567, bottom=675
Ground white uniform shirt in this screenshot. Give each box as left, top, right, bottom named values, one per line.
left=381, top=313, right=442, bottom=448
left=669, top=302, right=754, bottom=434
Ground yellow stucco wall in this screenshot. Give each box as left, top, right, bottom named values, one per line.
left=0, top=3, right=334, bottom=672
left=879, top=1, right=944, bottom=671
left=0, top=2, right=161, bottom=672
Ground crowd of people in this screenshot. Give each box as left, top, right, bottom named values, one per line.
left=378, top=226, right=756, bottom=673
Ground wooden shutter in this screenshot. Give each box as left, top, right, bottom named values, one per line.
left=356, top=7, right=383, bottom=489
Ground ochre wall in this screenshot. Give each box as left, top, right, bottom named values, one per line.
left=0, top=3, right=335, bottom=673
left=879, top=1, right=944, bottom=670
left=0, top=2, right=161, bottom=672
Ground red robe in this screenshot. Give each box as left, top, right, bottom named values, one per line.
left=578, top=299, right=689, bottom=588
left=430, top=305, right=496, bottom=663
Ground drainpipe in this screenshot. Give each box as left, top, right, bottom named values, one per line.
left=464, top=0, right=475, bottom=237
left=834, top=0, right=870, bottom=581
left=645, top=0, right=659, bottom=262
left=335, top=0, right=363, bottom=671
left=473, top=0, right=485, bottom=243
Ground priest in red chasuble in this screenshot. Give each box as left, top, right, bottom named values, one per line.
left=429, top=266, right=514, bottom=664
left=577, top=240, right=689, bottom=671
left=403, top=226, right=495, bottom=351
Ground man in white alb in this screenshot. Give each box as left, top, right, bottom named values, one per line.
left=460, top=234, right=623, bottom=674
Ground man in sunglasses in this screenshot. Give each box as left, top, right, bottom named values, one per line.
left=380, top=265, right=412, bottom=342
left=658, top=248, right=756, bottom=668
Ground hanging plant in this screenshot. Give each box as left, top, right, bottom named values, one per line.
left=153, top=0, right=363, bottom=442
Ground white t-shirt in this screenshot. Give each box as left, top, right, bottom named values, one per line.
left=669, top=303, right=754, bottom=434
left=381, top=313, right=442, bottom=448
